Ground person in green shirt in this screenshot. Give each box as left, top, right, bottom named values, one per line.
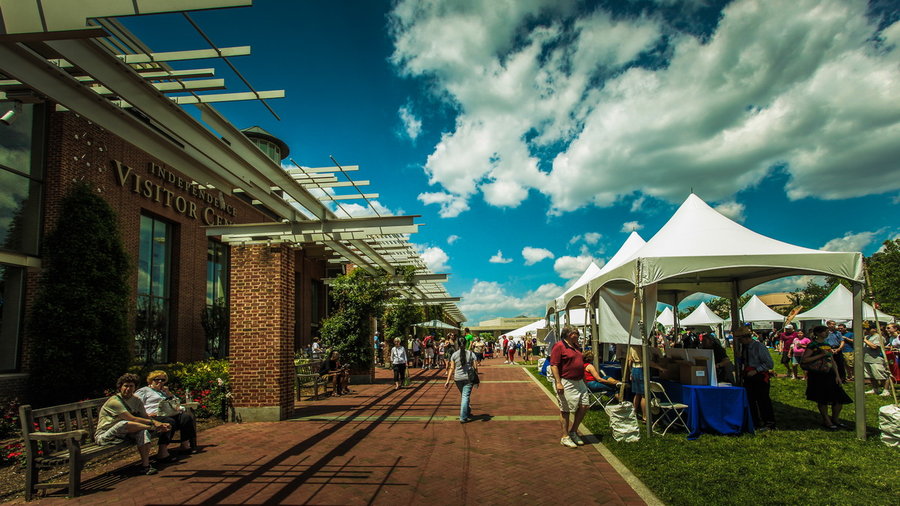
left=464, top=328, right=474, bottom=350
left=95, top=373, right=171, bottom=475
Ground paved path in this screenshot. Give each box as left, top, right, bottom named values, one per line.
left=26, top=357, right=650, bottom=505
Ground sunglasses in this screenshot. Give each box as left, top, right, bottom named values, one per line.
left=152, top=378, right=167, bottom=383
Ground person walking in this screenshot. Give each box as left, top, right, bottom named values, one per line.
left=550, top=325, right=590, bottom=448
left=445, top=335, right=478, bottom=423
left=391, top=338, right=408, bottom=390
left=736, top=328, right=777, bottom=431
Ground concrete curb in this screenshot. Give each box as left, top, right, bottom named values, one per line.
left=524, top=367, right=664, bottom=506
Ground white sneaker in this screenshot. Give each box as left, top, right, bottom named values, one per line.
left=865, top=390, right=875, bottom=394
left=569, top=432, right=585, bottom=446
left=560, top=435, right=578, bottom=448
left=880, top=391, right=891, bottom=397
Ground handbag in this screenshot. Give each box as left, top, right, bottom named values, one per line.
left=800, top=355, right=832, bottom=373
left=157, top=397, right=182, bottom=417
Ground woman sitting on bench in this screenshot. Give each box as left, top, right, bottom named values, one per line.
left=320, top=350, right=351, bottom=396
left=95, top=373, right=171, bottom=475
left=135, top=370, right=199, bottom=458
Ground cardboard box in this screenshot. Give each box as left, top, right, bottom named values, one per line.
left=694, top=357, right=710, bottom=368
left=680, top=364, right=708, bottom=386
left=661, top=362, right=681, bottom=381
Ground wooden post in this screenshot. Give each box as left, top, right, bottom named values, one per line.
left=730, top=280, right=742, bottom=386
left=851, top=282, right=866, bottom=440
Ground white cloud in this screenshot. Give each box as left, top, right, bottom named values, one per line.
left=391, top=0, right=900, bottom=216
left=714, top=201, right=746, bottom=223
left=459, top=280, right=562, bottom=321
left=554, top=253, right=597, bottom=279
left=821, top=231, right=877, bottom=252
left=620, top=221, right=644, bottom=233
left=522, top=246, right=554, bottom=265
left=570, top=232, right=603, bottom=245
left=418, top=191, right=470, bottom=218
left=489, top=250, right=513, bottom=264
left=447, top=234, right=460, bottom=244
left=398, top=104, right=422, bottom=141
left=419, top=246, right=450, bottom=272
left=333, top=200, right=397, bottom=218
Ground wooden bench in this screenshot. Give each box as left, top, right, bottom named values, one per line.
left=296, top=361, right=333, bottom=400
left=19, top=397, right=199, bottom=500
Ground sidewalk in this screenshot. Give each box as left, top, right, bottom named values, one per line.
left=25, top=357, right=649, bottom=505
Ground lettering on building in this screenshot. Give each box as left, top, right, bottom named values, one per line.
left=112, top=160, right=236, bottom=225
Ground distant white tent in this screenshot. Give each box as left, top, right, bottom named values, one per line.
left=505, top=318, right=546, bottom=338
left=725, top=294, right=785, bottom=324
left=656, top=306, right=675, bottom=327
left=793, top=284, right=895, bottom=322
left=680, top=302, right=726, bottom=326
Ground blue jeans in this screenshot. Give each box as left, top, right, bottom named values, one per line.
left=455, top=380, right=473, bottom=421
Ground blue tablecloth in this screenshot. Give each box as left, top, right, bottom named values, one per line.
left=659, top=380, right=754, bottom=440
left=599, top=363, right=623, bottom=380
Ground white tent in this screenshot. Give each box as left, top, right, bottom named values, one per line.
left=554, top=262, right=603, bottom=310
left=656, top=306, right=675, bottom=327
left=578, top=194, right=867, bottom=438
left=793, top=284, right=894, bottom=322
left=680, top=301, right=725, bottom=326
left=726, top=294, right=785, bottom=324
left=505, top=318, right=546, bottom=338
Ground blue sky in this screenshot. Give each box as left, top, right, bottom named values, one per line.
left=122, top=0, right=900, bottom=324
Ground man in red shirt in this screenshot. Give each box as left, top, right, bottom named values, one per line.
left=550, top=325, right=589, bottom=448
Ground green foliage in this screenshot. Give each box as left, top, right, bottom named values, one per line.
left=676, top=305, right=696, bottom=320
left=529, top=356, right=899, bottom=505
left=478, top=332, right=494, bottom=342
left=320, top=268, right=392, bottom=369
left=787, top=277, right=839, bottom=313
left=202, top=297, right=230, bottom=359
left=128, top=359, right=230, bottom=419
left=384, top=297, right=423, bottom=343
left=705, top=294, right=752, bottom=320
left=28, top=183, right=132, bottom=407
left=866, top=238, right=900, bottom=315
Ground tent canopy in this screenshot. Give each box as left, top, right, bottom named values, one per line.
left=680, top=301, right=725, bottom=326
left=505, top=318, right=546, bottom=338
left=586, top=194, right=863, bottom=305
left=726, top=294, right=785, bottom=324
left=412, top=319, right=458, bottom=330
left=656, top=306, right=675, bottom=327
left=793, top=284, right=894, bottom=322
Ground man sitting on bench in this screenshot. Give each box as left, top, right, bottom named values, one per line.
left=320, top=350, right=351, bottom=396
left=94, top=373, right=171, bottom=475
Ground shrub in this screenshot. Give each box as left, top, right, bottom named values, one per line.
left=28, top=183, right=132, bottom=407
left=130, top=359, right=231, bottom=420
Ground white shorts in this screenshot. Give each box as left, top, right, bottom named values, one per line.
left=95, top=420, right=150, bottom=446
left=865, top=361, right=889, bottom=381
left=425, top=347, right=435, bottom=358
left=556, top=378, right=589, bottom=413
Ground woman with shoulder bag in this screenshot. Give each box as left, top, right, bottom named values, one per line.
left=134, top=370, right=199, bottom=458
left=801, top=326, right=851, bottom=430
left=445, top=334, right=478, bottom=423
left=391, top=338, right=408, bottom=390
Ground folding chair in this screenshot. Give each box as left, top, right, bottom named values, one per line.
left=648, top=381, right=689, bottom=435
left=586, top=387, right=615, bottom=409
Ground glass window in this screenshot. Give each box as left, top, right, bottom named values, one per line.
left=136, top=214, right=172, bottom=364
left=0, top=265, right=25, bottom=372
left=0, top=102, right=34, bottom=176
left=206, top=240, right=228, bottom=306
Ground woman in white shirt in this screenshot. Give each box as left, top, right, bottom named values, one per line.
left=391, top=338, right=408, bottom=390
left=134, top=370, right=198, bottom=458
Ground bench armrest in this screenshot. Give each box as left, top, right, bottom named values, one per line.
left=30, top=430, right=88, bottom=442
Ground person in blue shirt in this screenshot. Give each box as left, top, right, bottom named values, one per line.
left=824, top=320, right=848, bottom=383
left=837, top=323, right=855, bottom=381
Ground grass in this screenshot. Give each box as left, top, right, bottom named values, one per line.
left=528, top=351, right=899, bottom=505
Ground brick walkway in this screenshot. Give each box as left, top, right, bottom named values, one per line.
left=25, top=357, right=650, bottom=505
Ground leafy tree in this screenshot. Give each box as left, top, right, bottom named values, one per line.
left=320, top=267, right=392, bottom=369
left=202, top=297, right=230, bottom=359
left=866, top=239, right=900, bottom=316
left=787, top=278, right=839, bottom=314
left=28, top=183, right=132, bottom=406
left=706, top=294, right=752, bottom=320
left=677, top=305, right=696, bottom=320
left=384, top=297, right=423, bottom=344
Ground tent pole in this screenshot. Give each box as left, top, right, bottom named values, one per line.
left=730, top=280, right=743, bottom=387
left=851, top=281, right=865, bottom=440
left=589, top=298, right=600, bottom=370
left=640, top=286, right=653, bottom=437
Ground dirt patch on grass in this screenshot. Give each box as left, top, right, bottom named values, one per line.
left=0, top=417, right=224, bottom=503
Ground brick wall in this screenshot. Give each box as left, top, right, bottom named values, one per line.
left=229, top=243, right=296, bottom=418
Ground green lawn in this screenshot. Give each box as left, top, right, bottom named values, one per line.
left=528, top=353, right=898, bottom=505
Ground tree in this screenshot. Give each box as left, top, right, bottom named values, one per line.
left=866, top=238, right=900, bottom=316
left=384, top=297, right=423, bottom=344
left=319, top=267, right=392, bottom=370
left=28, top=183, right=132, bottom=406
left=787, top=278, right=839, bottom=314
left=706, top=294, right=752, bottom=320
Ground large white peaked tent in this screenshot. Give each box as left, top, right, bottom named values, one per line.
left=738, top=294, right=787, bottom=323
left=680, top=302, right=725, bottom=326
left=656, top=306, right=675, bottom=327
left=794, top=284, right=895, bottom=322
left=573, top=194, right=868, bottom=439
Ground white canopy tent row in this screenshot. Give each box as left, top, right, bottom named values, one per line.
left=679, top=301, right=726, bottom=327
left=793, top=283, right=895, bottom=322
left=656, top=306, right=675, bottom=328
left=549, top=194, right=869, bottom=439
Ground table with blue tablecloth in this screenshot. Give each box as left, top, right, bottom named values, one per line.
left=599, top=363, right=623, bottom=380
left=659, top=380, right=754, bottom=439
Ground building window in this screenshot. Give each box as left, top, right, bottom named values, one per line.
left=0, top=101, right=42, bottom=256
left=0, top=265, right=25, bottom=372
left=136, top=214, right=172, bottom=364
left=205, top=240, right=229, bottom=358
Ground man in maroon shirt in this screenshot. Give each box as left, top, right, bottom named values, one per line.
left=550, top=325, right=589, bottom=448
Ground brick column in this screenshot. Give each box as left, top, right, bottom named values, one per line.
left=229, top=243, right=295, bottom=421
